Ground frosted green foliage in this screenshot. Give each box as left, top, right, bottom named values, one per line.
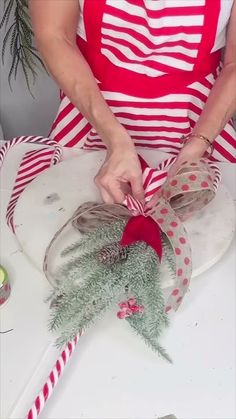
left=49, top=220, right=174, bottom=361
left=61, top=220, right=126, bottom=258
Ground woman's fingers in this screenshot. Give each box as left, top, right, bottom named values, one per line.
left=95, top=176, right=126, bottom=204
left=130, top=175, right=145, bottom=203
left=145, top=190, right=161, bottom=210
left=99, top=186, right=115, bottom=204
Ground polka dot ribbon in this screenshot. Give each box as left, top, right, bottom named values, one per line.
left=125, top=157, right=220, bottom=313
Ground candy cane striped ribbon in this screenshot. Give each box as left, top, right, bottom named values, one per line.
left=0, top=136, right=63, bottom=233
left=26, top=333, right=82, bottom=419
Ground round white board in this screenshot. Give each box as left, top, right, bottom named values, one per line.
left=14, top=149, right=235, bottom=288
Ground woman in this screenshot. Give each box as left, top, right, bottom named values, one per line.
left=29, top=0, right=236, bottom=205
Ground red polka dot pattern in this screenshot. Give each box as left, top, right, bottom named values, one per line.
left=179, top=237, right=186, bottom=244
left=177, top=268, right=183, bottom=276
left=181, top=184, right=189, bottom=191
left=201, top=181, right=209, bottom=188
left=171, top=221, right=178, bottom=227
left=172, top=288, right=179, bottom=296
left=182, top=278, right=188, bottom=286
left=184, top=257, right=190, bottom=265
left=157, top=218, right=164, bottom=224
left=165, top=306, right=172, bottom=313
left=171, top=179, right=177, bottom=186
left=189, top=174, right=197, bottom=181
left=175, top=247, right=181, bottom=255
left=176, top=296, right=183, bottom=304
left=167, top=230, right=174, bottom=237
left=160, top=207, right=168, bottom=214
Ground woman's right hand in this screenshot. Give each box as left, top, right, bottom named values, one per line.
left=95, top=141, right=145, bottom=204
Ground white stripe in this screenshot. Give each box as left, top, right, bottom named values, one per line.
left=111, top=106, right=187, bottom=116
left=117, top=116, right=189, bottom=129
left=88, top=130, right=182, bottom=139
left=224, top=122, right=236, bottom=139
left=52, top=107, right=79, bottom=138
left=144, top=0, right=205, bottom=10
left=102, top=28, right=199, bottom=58
left=59, top=117, right=88, bottom=146
left=205, top=73, right=216, bottom=84
left=188, top=81, right=210, bottom=97
left=19, top=152, right=52, bottom=170
left=215, top=134, right=236, bottom=158
left=101, top=48, right=165, bottom=77
left=103, top=14, right=202, bottom=45
left=13, top=164, right=50, bottom=190
left=102, top=37, right=194, bottom=70
left=105, top=3, right=204, bottom=27
left=103, top=90, right=191, bottom=102
left=17, top=157, right=52, bottom=177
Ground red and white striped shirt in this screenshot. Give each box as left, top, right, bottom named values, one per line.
left=50, top=0, right=236, bottom=162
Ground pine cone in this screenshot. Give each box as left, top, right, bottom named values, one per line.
left=98, top=243, right=129, bottom=265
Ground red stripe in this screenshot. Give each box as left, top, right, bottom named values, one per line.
left=56, top=360, right=62, bottom=375
left=105, top=5, right=203, bottom=37
left=16, top=164, right=52, bottom=183
left=143, top=168, right=156, bottom=189
left=213, top=141, right=236, bottom=162
left=149, top=172, right=167, bottom=185
left=85, top=134, right=181, bottom=144
left=65, top=122, right=91, bottom=147
left=54, top=113, right=83, bottom=142
left=43, top=383, right=49, bottom=400
left=51, top=102, right=75, bottom=131
left=18, top=158, right=52, bottom=175
left=102, top=43, right=195, bottom=74
left=27, top=410, right=33, bottom=419
left=12, top=178, right=38, bottom=192
left=103, top=22, right=200, bottom=52
left=49, top=371, right=55, bottom=385
left=35, top=396, right=41, bottom=414
left=108, top=100, right=194, bottom=109
left=114, top=112, right=189, bottom=123
left=122, top=124, right=189, bottom=134
left=220, top=130, right=236, bottom=149
left=83, top=143, right=106, bottom=150
left=62, top=351, right=67, bottom=364
left=125, top=0, right=205, bottom=17
left=20, top=150, right=53, bottom=167
left=11, top=188, right=26, bottom=199
left=102, top=33, right=197, bottom=64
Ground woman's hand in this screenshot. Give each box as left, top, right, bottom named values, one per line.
left=167, top=136, right=208, bottom=178
left=95, top=142, right=144, bottom=204
left=145, top=137, right=208, bottom=210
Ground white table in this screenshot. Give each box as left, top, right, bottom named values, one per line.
left=1, top=141, right=236, bottom=419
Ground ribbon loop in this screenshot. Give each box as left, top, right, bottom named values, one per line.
left=125, top=157, right=220, bottom=313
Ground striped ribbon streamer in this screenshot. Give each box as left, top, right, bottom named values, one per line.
left=26, top=333, right=82, bottom=419
left=0, top=136, right=63, bottom=232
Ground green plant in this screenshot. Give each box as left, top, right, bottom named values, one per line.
left=49, top=220, right=174, bottom=363
left=0, top=0, right=46, bottom=92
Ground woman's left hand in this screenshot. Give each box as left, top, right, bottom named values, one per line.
left=167, top=136, right=209, bottom=178
left=145, top=137, right=209, bottom=210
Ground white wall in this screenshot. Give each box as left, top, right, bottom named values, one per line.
left=0, top=2, right=59, bottom=139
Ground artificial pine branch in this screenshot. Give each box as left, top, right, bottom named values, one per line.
left=49, top=219, right=174, bottom=361
left=0, top=0, right=47, bottom=93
